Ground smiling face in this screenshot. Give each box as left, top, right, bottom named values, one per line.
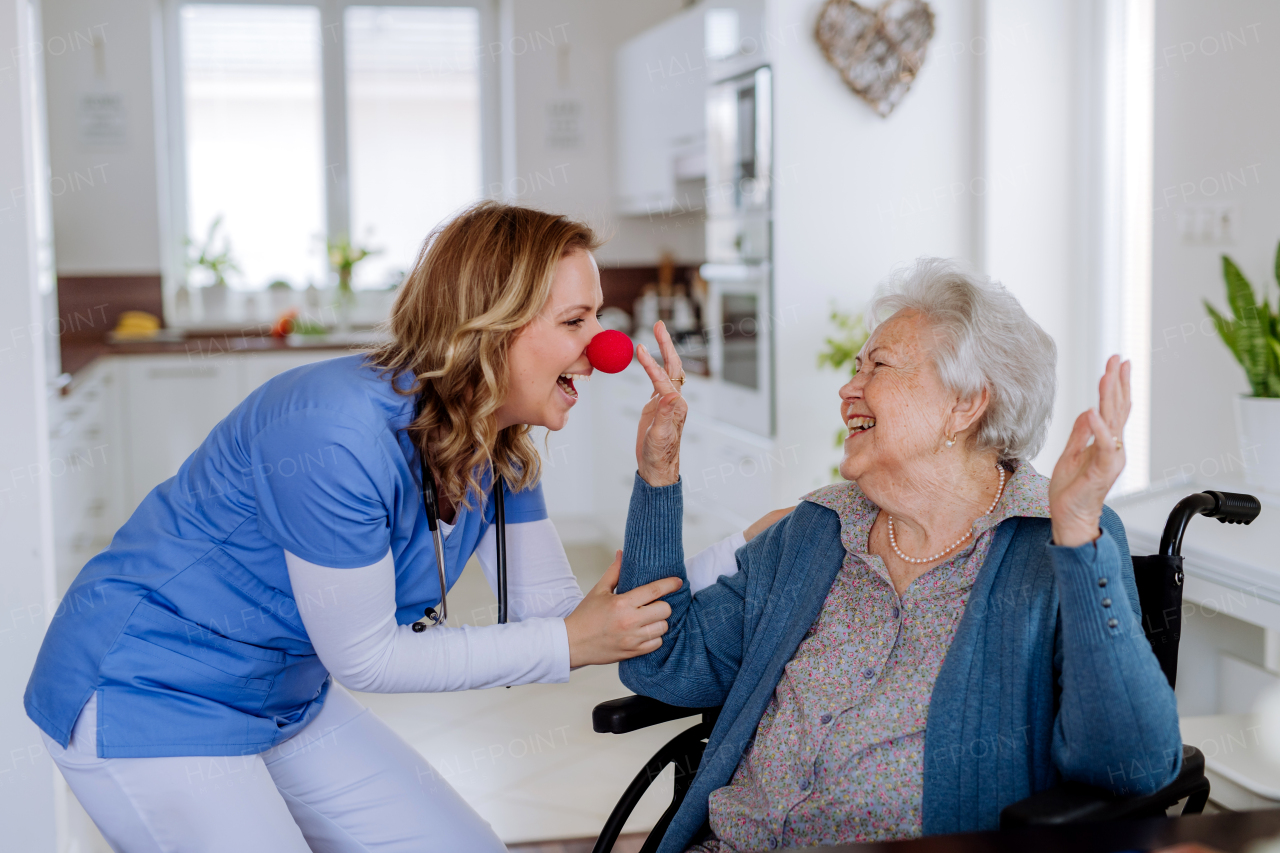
left=837, top=309, right=982, bottom=484
left=496, top=248, right=604, bottom=431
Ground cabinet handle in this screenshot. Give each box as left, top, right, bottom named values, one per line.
left=146, top=367, right=218, bottom=380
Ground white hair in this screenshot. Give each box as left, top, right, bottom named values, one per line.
left=868, top=257, right=1057, bottom=462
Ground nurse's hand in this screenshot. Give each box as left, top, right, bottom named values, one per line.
left=744, top=507, right=795, bottom=542
left=636, top=321, right=687, bottom=487
left=565, top=550, right=681, bottom=667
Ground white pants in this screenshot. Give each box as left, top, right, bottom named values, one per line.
left=42, top=685, right=507, bottom=853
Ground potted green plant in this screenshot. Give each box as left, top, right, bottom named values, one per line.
left=267, top=279, right=294, bottom=315
left=186, top=215, right=239, bottom=322
left=326, top=236, right=380, bottom=333
left=816, top=305, right=870, bottom=480
left=1203, top=241, right=1280, bottom=490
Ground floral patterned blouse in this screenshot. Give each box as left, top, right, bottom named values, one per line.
left=688, top=462, right=1050, bottom=852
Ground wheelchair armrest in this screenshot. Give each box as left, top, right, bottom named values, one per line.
left=1000, top=745, right=1207, bottom=827
left=592, top=694, right=719, bottom=735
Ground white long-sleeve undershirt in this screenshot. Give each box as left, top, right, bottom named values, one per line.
left=286, top=519, right=745, bottom=694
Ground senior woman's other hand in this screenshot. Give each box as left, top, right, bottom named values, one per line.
left=635, top=321, right=688, bottom=487
left=1049, top=355, right=1132, bottom=547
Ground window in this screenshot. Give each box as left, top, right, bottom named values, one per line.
left=1098, top=0, right=1154, bottom=495
left=344, top=6, right=481, bottom=288
left=166, top=0, right=494, bottom=301
left=180, top=5, right=326, bottom=290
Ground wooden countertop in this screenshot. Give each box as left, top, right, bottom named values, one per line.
left=59, top=329, right=379, bottom=385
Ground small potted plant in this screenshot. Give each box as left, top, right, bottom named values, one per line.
left=186, top=215, right=239, bottom=322
left=1204, top=241, right=1280, bottom=490
left=267, top=279, right=295, bottom=315
left=816, top=305, right=870, bottom=480
left=326, top=236, right=380, bottom=333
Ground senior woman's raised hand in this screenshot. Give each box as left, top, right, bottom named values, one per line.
left=1048, top=355, right=1132, bottom=547
left=634, top=321, right=689, bottom=486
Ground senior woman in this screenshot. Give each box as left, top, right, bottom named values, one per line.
left=619, top=258, right=1181, bottom=852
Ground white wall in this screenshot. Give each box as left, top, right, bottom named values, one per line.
left=41, top=0, right=164, bottom=274
left=767, top=0, right=1152, bottom=503
left=0, top=0, right=60, bottom=847
left=768, top=0, right=981, bottom=501
left=1150, top=0, right=1280, bottom=488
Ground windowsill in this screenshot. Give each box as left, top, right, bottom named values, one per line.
left=169, top=287, right=398, bottom=331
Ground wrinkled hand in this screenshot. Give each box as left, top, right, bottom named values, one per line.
left=564, top=551, right=682, bottom=667
left=635, top=321, right=688, bottom=487
left=1049, top=355, right=1131, bottom=547
left=745, top=507, right=795, bottom=542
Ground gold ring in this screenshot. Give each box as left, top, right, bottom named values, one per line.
left=1114, top=437, right=1123, bottom=451
left=672, top=372, right=686, bottom=386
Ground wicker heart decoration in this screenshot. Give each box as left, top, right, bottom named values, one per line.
left=815, top=0, right=936, bottom=117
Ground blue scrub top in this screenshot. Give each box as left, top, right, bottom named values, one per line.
left=25, top=354, right=547, bottom=757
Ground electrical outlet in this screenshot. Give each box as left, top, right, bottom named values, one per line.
left=1177, top=203, right=1239, bottom=246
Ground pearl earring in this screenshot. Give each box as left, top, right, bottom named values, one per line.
left=944, top=434, right=956, bottom=448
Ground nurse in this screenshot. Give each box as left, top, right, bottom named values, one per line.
left=25, top=202, right=758, bottom=852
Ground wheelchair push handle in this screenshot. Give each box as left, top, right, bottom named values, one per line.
left=1158, top=490, right=1261, bottom=557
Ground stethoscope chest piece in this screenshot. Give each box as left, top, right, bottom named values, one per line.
left=411, top=606, right=443, bottom=633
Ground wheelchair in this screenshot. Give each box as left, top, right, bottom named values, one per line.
left=589, top=490, right=1263, bottom=853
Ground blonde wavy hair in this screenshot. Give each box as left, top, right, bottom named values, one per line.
left=369, top=201, right=601, bottom=508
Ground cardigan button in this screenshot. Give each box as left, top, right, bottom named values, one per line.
left=862, top=668, right=875, bottom=679
left=1098, top=578, right=1108, bottom=587
left=768, top=837, right=779, bottom=849
left=1101, top=598, right=1112, bottom=608
left=820, top=713, right=833, bottom=724
left=1107, top=618, right=1119, bottom=628
left=892, top=607, right=900, bottom=620
left=800, top=778, right=811, bottom=791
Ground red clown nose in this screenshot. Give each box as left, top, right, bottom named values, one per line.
left=585, top=329, right=634, bottom=374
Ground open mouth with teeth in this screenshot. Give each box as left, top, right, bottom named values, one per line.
left=847, top=415, right=876, bottom=436
left=556, top=373, right=590, bottom=400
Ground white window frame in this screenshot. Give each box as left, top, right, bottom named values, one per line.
left=1082, top=0, right=1154, bottom=497
left=158, top=0, right=501, bottom=310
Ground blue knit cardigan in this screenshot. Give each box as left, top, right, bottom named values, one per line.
left=617, top=475, right=1182, bottom=853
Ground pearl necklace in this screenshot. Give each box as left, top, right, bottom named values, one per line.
left=886, top=465, right=1006, bottom=565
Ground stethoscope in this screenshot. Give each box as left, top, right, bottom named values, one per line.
left=409, top=437, right=508, bottom=633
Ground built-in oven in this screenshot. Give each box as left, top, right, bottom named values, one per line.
left=702, top=65, right=772, bottom=436
left=702, top=262, right=771, bottom=436
left=705, top=66, right=771, bottom=264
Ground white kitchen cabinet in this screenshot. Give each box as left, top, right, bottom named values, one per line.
left=48, top=359, right=123, bottom=595
left=591, top=363, right=650, bottom=548
left=682, top=415, right=776, bottom=531
left=118, top=349, right=343, bottom=512
left=239, top=349, right=344, bottom=394
left=49, top=349, right=372, bottom=586
left=615, top=6, right=707, bottom=215
left=590, top=362, right=777, bottom=555
left=119, top=355, right=245, bottom=512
